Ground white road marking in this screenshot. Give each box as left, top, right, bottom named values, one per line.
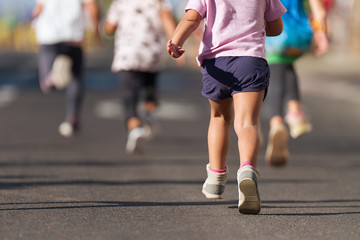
left=301, top=76, right=360, bottom=105
left=94, top=99, right=123, bottom=120
left=0, top=85, right=18, bottom=108
left=94, top=99, right=202, bottom=121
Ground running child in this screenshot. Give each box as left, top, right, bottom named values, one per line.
left=33, top=0, right=100, bottom=137
left=264, top=0, right=329, bottom=167
left=167, top=0, right=286, bottom=214
left=104, top=0, right=178, bottom=154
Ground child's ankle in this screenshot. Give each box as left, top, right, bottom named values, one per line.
left=240, top=161, right=256, bottom=168
left=209, top=166, right=227, bottom=173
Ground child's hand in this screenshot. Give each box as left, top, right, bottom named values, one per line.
left=313, top=30, right=329, bottom=56
left=167, top=40, right=185, bottom=58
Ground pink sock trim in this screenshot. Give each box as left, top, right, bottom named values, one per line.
left=240, top=161, right=256, bottom=168
left=209, top=167, right=227, bottom=173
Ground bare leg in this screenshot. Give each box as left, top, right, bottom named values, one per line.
left=270, top=115, right=284, bottom=128
left=287, top=99, right=302, bottom=113
left=207, top=98, right=234, bottom=170
left=145, top=101, right=157, bottom=114
left=127, top=117, right=141, bottom=130
left=233, top=90, right=265, bottom=167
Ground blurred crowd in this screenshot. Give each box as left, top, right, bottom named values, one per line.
left=0, top=0, right=113, bottom=52
left=0, top=0, right=359, bottom=54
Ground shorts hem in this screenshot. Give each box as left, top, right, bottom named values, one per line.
left=202, top=93, right=231, bottom=102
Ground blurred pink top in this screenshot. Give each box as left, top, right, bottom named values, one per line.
left=185, top=0, right=287, bottom=65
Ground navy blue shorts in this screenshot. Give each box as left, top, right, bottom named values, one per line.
left=200, top=56, right=270, bottom=101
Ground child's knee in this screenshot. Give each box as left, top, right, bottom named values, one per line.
left=211, top=112, right=233, bottom=125
left=234, top=121, right=258, bottom=135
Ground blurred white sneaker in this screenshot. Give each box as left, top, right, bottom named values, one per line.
left=58, top=122, right=74, bottom=137
left=52, top=55, right=72, bottom=90
left=265, top=124, right=289, bottom=167
left=125, top=127, right=147, bottom=154
left=285, top=111, right=312, bottom=139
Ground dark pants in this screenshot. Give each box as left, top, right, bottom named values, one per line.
left=38, top=43, right=84, bottom=123
left=266, top=63, right=300, bottom=118
left=117, top=70, right=158, bottom=122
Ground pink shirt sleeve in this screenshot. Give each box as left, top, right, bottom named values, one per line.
left=265, top=0, right=287, bottom=22
left=185, top=0, right=207, bottom=19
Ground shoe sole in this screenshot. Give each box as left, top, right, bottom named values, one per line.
left=201, top=189, right=223, bottom=199
left=52, top=55, right=72, bottom=90
left=238, top=178, right=260, bottom=214
left=265, top=127, right=289, bottom=167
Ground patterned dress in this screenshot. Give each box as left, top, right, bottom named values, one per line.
left=106, top=0, right=171, bottom=73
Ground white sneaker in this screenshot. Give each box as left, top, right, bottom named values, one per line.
left=201, top=164, right=227, bottom=199
left=265, top=124, right=289, bottom=167
left=58, top=122, right=74, bottom=137
left=237, top=165, right=261, bottom=214
left=52, top=55, right=72, bottom=90
left=125, top=127, right=147, bottom=154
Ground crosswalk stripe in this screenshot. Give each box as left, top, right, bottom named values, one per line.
left=94, top=99, right=202, bottom=121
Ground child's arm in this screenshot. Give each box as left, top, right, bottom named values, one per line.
left=32, top=2, right=43, bottom=19
left=103, top=21, right=117, bottom=35
left=265, top=17, right=283, bottom=36
left=167, top=9, right=202, bottom=58
left=308, top=0, right=329, bottom=55
left=103, top=2, right=118, bottom=36
left=83, top=1, right=101, bottom=38
left=309, top=0, right=327, bottom=29
left=159, top=7, right=177, bottom=40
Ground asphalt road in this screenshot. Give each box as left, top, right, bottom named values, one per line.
left=0, top=54, right=360, bottom=240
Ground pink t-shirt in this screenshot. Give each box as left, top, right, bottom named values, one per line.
left=185, top=0, right=287, bottom=65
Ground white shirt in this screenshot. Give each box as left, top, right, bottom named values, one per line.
left=34, top=0, right=93, bottom=44
left=106, top=0, right=172, bottom=72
